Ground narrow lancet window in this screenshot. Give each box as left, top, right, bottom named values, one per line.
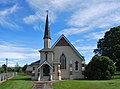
left=60, top=53, right=66, bottom=69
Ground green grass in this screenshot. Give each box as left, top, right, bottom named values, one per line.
left=53, top=75, right=120, bottom=89
left=0, top=74, right=33, bottom=89
left=1, top=73, right=120, bottom=89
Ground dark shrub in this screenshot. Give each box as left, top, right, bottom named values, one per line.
left=85, top=56, right=115, bottom=80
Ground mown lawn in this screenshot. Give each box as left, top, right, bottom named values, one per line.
left=53, top=75, right=120, bottom=89
left=0, top=74, right=33, bottom=89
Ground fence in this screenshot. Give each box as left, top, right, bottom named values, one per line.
left=0, top=72, right=17, bottom=83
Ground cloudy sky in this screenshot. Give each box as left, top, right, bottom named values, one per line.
left=0, top=0, right=120, bottom=67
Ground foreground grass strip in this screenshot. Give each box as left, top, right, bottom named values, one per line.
left=0, top=74, right=33, bottom=89
left=53, top=76, right=120, bottom=89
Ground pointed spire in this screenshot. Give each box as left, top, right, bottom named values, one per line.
left=44, top=10, right=51, bottom=39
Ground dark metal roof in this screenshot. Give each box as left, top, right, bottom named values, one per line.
left=30, top=60, right=40, bottom=66
left=43, top=14, right=51, bottom=39
left=39, top=48, right=53, bottom=52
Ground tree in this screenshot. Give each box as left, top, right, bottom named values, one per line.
left=85, top=56, right=115, bottom=80
left=94, top=26, right=120, bottom=71
left=15, top=63, right=21, bottom=72
left=7, top=67, right=15, bottom=72
left=2, top=64, right=7, bottom=73
left=0, top=67, right=4, bottom=73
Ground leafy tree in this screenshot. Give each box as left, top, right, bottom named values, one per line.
left=2, top=64, right=7, bottom=73
left=15, top=63, right=21, bottom=72
left=7, top=67, right=15, bottom=72
left=85, top=56, right=115, bottom=80
left=94, top=26, right=120, bottom=71
left=22, top=64, right=28, bottom=72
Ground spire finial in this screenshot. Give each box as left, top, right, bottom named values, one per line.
left=46, top=10, right=48, bottom=15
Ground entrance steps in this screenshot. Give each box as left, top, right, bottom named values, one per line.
left=32, top=81, right=53, bottom=89
left=41, top=76, right=50, bottom=81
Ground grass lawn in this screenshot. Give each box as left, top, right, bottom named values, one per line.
left=53, top=75, right=120, bottom=89
left=0, top=74, right=33, bottom=89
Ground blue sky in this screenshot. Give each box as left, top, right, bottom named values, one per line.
left=0, top=0, right=120, bottom=67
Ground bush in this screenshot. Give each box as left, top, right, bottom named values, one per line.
left=85, top=56, right=115, bottom=80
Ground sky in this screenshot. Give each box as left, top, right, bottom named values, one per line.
left=0, top=0, right=120, bottom=67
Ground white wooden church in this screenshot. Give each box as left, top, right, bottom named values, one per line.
left=26, top=13, right=85, bottom=81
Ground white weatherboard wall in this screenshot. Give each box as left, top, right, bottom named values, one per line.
left=53, top=46, right=84, bottom=79
left=33, top=65, right=39, bottom=80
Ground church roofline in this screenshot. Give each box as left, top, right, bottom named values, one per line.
left=51, top=34, right=85, bottom=61
left=39, top=48, right=53, bottom=52
left=29, top=60, right=40, bottom=66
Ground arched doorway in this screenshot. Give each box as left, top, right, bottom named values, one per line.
left=43, top=64, right=50, bottom=76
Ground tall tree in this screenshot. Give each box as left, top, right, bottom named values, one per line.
left=94, top=26, right=120, bottom=71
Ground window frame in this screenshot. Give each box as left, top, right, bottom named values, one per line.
left=60, top=53, right=66, bottom=69
left=75, top=61, right=79, bottom=71
left=45, top=52, right=48, bottom=60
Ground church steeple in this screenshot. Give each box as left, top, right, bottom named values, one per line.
left=44, top=11, right=51, bottom=48
left=44, top=11, right=51, bottom=39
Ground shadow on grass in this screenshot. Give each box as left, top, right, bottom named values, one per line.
left=10, top=73, right=32, bottom=81
left=11, top=77, right=31, bottom=81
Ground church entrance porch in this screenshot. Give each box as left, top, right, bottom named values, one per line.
left=41, top=64, right=52, bottom=81
left=43, top=64, right=50, bottom=76
left=37, top=61, right=53, bottom=81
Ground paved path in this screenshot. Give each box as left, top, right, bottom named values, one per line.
left=32, top=81, right=53, bottom=89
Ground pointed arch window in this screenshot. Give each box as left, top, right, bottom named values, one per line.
left=60, top=54, right=66, bottom=69
left=75, top=61, right=79, bottom=71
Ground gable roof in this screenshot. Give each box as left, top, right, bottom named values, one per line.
left=55, top=37, right=70, bottom=46
left=52, top=34, right=85, bottom=61
left=37, top=60, right=53, bottom=69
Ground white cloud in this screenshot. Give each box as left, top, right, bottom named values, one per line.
left=26, top=0, right=80, bottom=12
left=50, top=0, right=81, bottom=11
left=24, top=0, right=55, bottom=23
left=24, top=0, right=82, bottom=30
left=23, top=14, right=39, bottom=24
left=0, top=42, right=39, bottom=67
left=0, top=43, right=39, bottom=59
left=76, top=45, right=96, bottom=53
left=75, top=44, right=97, bottom=64
left=0, top=4, right=20, bottom=29
left=68, top=2, right=120, bottom=26
left=0, top=4, right=17, bottom=16
left=84, top=31, right=106, bottom=40
left=75, top=39, right=84, bottom=43
left=58, top=27, right=90, bottom=36
left=58, top=1, right=120, bottom=36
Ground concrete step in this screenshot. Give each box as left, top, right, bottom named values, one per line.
left=32, top=82, right=53, bottom=89
left=41, top=76, right=50, bottom=81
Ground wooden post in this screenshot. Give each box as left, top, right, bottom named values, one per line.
left=58, top=65, right=61, bottom=80
left=69, top=61, right=73, bottom=79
